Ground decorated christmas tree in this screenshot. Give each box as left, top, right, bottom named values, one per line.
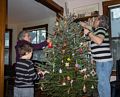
left=36, top=14, right=97, bottom=97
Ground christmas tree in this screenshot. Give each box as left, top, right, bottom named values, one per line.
left=36, top=14, right=97, bottom=97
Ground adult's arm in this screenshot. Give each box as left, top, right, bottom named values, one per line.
left=32, top=40, right=48, bottom=50
left=84, top=28, right=105, bottom=45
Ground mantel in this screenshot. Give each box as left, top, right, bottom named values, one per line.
left=73, top=15, right=98, bottom=22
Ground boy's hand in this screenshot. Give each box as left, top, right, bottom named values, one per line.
left=38, top=70, right=50, bottom=79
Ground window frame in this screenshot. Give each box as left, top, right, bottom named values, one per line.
left=23, top=24, right=48, bottom=39
left=23, top=24, right=48, bottom=61
left=4, top=29, right=12, bottom=65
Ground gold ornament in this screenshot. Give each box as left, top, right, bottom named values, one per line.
left=66, top=76, right=71, bottom=81
left=67, top=58, right=71, bottom=61
left=65, top=62, right=69, bottom=67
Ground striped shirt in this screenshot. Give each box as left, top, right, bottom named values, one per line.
left=15, top=59, right=40, bottom=88
left=90, top=27, right=113, bottom=62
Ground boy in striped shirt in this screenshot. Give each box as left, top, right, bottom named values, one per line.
left=14, top=42, right=40, bottom=97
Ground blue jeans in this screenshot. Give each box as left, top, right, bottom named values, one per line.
left=14, top=87, right=34, bottom=97
left=96, top=61, right=113, bottom=97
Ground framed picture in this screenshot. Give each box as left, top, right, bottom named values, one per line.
left=73, top=3, right=99, bottom=17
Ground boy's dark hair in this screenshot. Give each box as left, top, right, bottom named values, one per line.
left=18, top=42, right=33, bottom=57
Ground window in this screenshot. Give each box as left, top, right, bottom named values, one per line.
left=109, top=5, right=120, bottom=38
left=4, top=29, right=12, bottom=65
left=23, top=24, right=48, bottom=62
left=109, top=5, right=120, bottom=70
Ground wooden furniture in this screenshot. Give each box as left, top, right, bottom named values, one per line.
left=74, top=15, right=98, bottom=22
left=111, top=59, right=120, bottom=97
left=4, top=76, right=14, bottom=97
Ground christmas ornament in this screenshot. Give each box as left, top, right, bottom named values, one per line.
left=53, top=51, right=55, bottom=54
left=48, top=42, right=53, bottom=48
left=52, top=63, right=55, bottom=72
left=79, top=48, right=83, bottom=54
left=84, top=74, right=88, bottom=80
left=67, top=58, right=71, bottom=61
left=75, top=63, right=80, bottom=69
left=63, top=40, right=67, bottom=48
left=59, top=68, right=62, bottom=73
left=83, top=42, right=88, bottom=47
left=66, top=76, right=71, bottom=81
left=40, top=83, right=44, bottom=91
left=62, top=49, right=65, bottom=54
left=55, top=21, right=59, bottom=26
left=80, top=68, right=87, bottom=73
left=83, top=84, right=87, bottom=93
left=91, top=85, right=94, bottom=89
left=53, top=32, right=56, bottom=36
left=74, top=62, right=80, bottom=72
left=72, top=53, right=75, bottom=56
left=80, top=42, right=83, bottom=46
left=67, top=88, right=70, bottom=94
left=62, top=82, right=66, bottom=86
left=80, top=31, right=84, bottom=37
left=90, top=69, right=96, bottom=76
left=65, top=62, right=69, bottom=67
left=70, top=80, right=73, bottom=87
left=61, top=60, right=64, bottom=63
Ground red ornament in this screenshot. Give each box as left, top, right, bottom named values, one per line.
left=48, top=42, right=53, bottom=48
left=79, top=48, right=83, bottom=54
left=53, top=32, right=56, bottom=36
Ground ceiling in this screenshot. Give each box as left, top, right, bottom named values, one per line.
left=8, top=0, right=56, bottom=24
left=8, top=0, right=108, bottom=24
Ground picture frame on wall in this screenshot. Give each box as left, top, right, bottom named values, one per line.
left=73, top=3, right=99, bottom=17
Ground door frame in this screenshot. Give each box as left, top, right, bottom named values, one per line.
left=103, top=0, right=120, bottom=76
left=0, top=0, right=7, bottom=97
left=103, top=0, right=120, bottom=16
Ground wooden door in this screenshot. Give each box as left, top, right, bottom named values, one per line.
left=0, top=0, right=7, bottom=97
left=103, top=0, right=120, bottom=16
